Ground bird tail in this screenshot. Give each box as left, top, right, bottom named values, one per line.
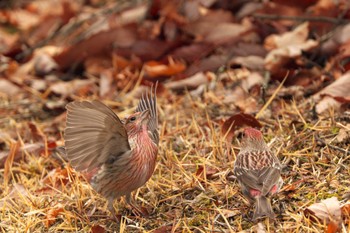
left=253, top=196, right=275, bottom=220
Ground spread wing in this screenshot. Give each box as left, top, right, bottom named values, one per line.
left=135, top=84, right=159, bottom=144
left=64, top=100, right=131, bottom=172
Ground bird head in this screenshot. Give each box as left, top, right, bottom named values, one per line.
left=125, top=109, right=150, bottom=135
left=244, top=127, right=263, bottom=140
left=241, top=127, right=268, bottom=151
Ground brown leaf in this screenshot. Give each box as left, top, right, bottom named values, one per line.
left=341, top=202, right=350, bottom=218
left=221, top=113, right=261, bottom=143
left=313, top=72, right=350, bottom=113
left=127, top=39, right=178, bottom=62
left=204, top=23, right=253, bottom=45
left=27, top=122, right=45, bottom=142
left=0, top=79, right=21, bottom=96
left=50, top=79, right=94, bottom=96
left=165, top=72, right=209, bottom=91
left=0, top=29, right=19, bottom=54
left=91, top=225, right=105, bottom=233
left=53, top=27, right=137, bottom=70
left=42, top=167, right=70, bottom=188
left=264, top=22, right=318, bottom=74
left=326, top=221, right=340, bottom=233
left=45, top=204, right=64, bottom=227
left=171, top=42, right=214, bottom=63
left=336, top=125, right=350, bottom=143
left=144, top=58, right=186, bottom=78
left=304, top=197, right=342, bottom=227
left=184, top=54, right=228, bottom=77
left=321, top=24, right=350, bottom=55
left=229, top=56, right=265, bottom=71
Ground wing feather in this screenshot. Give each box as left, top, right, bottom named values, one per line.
left=64, top=100, right=131, bottom=172
left=135, top=84, right=159, bottom=144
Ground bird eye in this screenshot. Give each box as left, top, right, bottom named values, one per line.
left=129, top=116, right=136, bottom=122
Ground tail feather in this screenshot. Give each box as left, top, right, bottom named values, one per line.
left=253, top=196, right=275, bottom=220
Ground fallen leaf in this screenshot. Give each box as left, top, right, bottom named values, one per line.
left=144, top=58, right=186, bottom=78
left=264, top=22, right=318, bottom=74
left=45, top=203, right=64, bottom=227
left=128, top=39, right=178, bottom=61
left=0, top=28, right=19, bottom=54
left=229, top=56, right=265, bottom=71
left=321, top=23, right=350, bottom=55
left=171, top=42, right=214, bottom=63
left=222, top=113, right=261, bottom=143
left=41, top=167, right=70, bottom=189
left=204, top=23, right=253, bottom=45
left=0, top=79, right=21, bottom=96
left=336, top=125, right=350, bottom=143
left=165, top=72, right=209, bottom=91
left=313, top=72, right=350, bottom=113
left=91, top=225, right=105, bottom=233
left=341, top=201, right=350, bottom=218
left=184, top=54, right=228, bottom=77
left=304, top=197, right=342, bottom=230
left=53, top=27, right=137, bottom=70
left=50, top=79, right=94, bottom=96
left=34, top=53, right=58, bottom=76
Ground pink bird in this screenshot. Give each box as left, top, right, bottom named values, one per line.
left=63, top=86, right=159, bottom=216
left=233, top=127, right=283, bottom=220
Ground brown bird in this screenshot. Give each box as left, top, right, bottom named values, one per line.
left=63, top=86, right=159, bottom=216
left=233, top=127, right=283, bottom=220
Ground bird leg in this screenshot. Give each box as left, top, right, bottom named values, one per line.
left=125, top=193, right=149, bottom=217
left=107, top=198, right=121, bottom=222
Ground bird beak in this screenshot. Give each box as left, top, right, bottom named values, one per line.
left=140, top=109, right=150, bottom=123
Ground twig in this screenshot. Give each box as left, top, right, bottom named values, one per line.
left=256, top=71, right=288, bottom=119
left=252, top=14, right=350, bottom=24
left=314, top=134, right=350, bottom=155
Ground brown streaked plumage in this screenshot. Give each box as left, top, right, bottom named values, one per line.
left=64, top=85, right=159, bottom=216
left=233, top=127, right=283, bottom=221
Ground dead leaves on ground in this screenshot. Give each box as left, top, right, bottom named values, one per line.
left=1, top=0, right=350, bottom=232
left=304, top=197, right=350, bottom=233
left=1, top=0, right=350, bottom=114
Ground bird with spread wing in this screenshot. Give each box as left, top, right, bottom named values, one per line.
left=63, top=85, right=159, bottom=216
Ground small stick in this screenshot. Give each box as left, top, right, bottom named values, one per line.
left=252, top=14, right=350, bottom=24
left=314, top=134, right=350, bottom=155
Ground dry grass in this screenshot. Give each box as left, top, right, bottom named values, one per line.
left=1, top=72, right=350, bottom=232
